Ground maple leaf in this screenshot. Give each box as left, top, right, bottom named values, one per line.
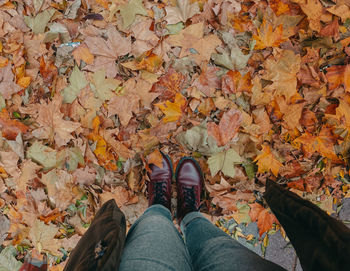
left=27, top=141, right=58, bottom=170
left=85, top=27, right=131, bottom=77
left=0, top=64, right=21, bottom=99
left=152, top=68, right=186, bottom=99
left=253, top=19, right=286, bottom=50
left=39, top=57, right=58, bottom=84
left=91, top=69, right=120, bottom=102
left=155, top=93, right=187, bottom=123
left=207, top=108, right=242, bottom=147
left=131, top=19, right=159, bottom=57
left=249, top=203, right=278, bottom=236
left=208, top=149, right=242, bottom=178
left=192, top=66, right=221, bottom=97
left=222, top=70, right=252, bottom=94
left=124, top=77, right=159, bottom=109
left=254, top=145, right=283, bottom=177
left=63, top=66, right=88, bottom=104
left=24, top=9, right=55, bottom=34
left=120, top=0, right=148, bottom=28
left=72, top=44, right=94, bottom=65
left=32, top=94, right=81, bottom=147
left=0, top=109, right=29, bottom=140
left=164, top=0, right=200, bottom=24
left=325, top=64, right=350, bottom=91
left=29, top=219, right=60, bottom=254
left=293, top=128, right=340, bottom=162
left=108, top=93, right=140, bottom=126
left=263, top=49, right=301, bottom=102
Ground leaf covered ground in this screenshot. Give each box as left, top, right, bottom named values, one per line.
left=1, top=0, right=350, bottom=268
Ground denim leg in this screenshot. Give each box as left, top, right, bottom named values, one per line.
left=181, top=212, right=286, bottom=271
left=119, top=204, right=193, bottom=271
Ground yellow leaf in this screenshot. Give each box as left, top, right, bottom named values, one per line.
left=253, top=19, right=286, bottom=50
left=17, top=76, right=31, bottom=88
left=155, top=93, right=186, bottom=123
left=254, top=145, right=282, bottom=176
left=0, top=56, right=8, bottom=68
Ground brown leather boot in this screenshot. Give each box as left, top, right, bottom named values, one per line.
left=175, top=157, right=203, bottom=222
left=147, top=152, right=173, bottom=210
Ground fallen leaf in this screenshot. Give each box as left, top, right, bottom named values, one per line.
left=29, top=219, right=60, bottom=254
left=164, top=0, right=200, bottom=24
left=207, top=108, right=242, bottom=146
left=0, top=109, right=29, bottom=140
left=120, top=0, right=148, bottom=28
left=208, top=149, right=242, bottom=177
left=63, top=66, right=88, bottom=104
left=72, top=44, right=94, bottom=65
left=254, top=145, right=283, bottom=177
left=27, top=141, right=58, bottom=170
left=91, top=69, right=120, bottom=102
left=108, top=94, right=140, bottom=126
left=24, top=9, right=55, bottom=34
left=253, top=19, right=286, bottom=50
left=155, top=92, right=186, bottom=123
left=192, top=66, right=221, bottom=97
left=249, top=202, right=278, bottom=236
left=147, top=149, right=163, bottom=168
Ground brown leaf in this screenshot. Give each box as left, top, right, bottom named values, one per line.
left=0, top=109, right=29, bottom=140
left=207, top=108, right=242, bottom=146
left=108, top=94, right=140, bottom=126
left=192, top=66, right=221, bottom=97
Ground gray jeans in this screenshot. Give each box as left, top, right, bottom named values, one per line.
left=119, top=205, right=285, bottom=271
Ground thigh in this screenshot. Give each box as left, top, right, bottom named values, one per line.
left=119, top=205, right=193, bottom=271
left=181, top=212, right=285, bottom=271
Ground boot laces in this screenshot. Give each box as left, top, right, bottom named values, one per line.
left=154, top=181, right=168, bottom=206
left=183, top=186, right=197, bottom=211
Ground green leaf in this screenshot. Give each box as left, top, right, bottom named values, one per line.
left=27, top=141, right=58, bottom=170
left=166, top=22, right=184, bottom=35
left=243, top=160, right=256, bottom=180
left=232, top=202, right=251, bottom=224
left=91, top=70, right=120, bottom=102
left=120, top=0, right=148, bottom=28
left=24, top=9, right=55, bottom=34
left=63, top=66, right=88, bottom=104
left=65, top=147, right=85, bottom=171
left=208, top=149, right=242, bottom=178
left=0, top=246, right=21, bottom=271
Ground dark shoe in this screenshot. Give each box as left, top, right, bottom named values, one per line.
left=147, top=152, right=173, bottom=210
left=175, top=157, right=203, bottom=222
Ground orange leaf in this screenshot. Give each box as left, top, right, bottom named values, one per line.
left=96, top=0, right=109, bottom=9
left=17, top=76, right=31, bottom=88
left=155, top=93, right=186, bottom=123
left=254, top=145, right=283, bottom=177
left=207, top=108, right=242, bottom=146
left=249, top=203, right=278, bottom=236
left=136, top=53, right=162, bottom=73
left=151, top=68, right=185, bottom=99
left=147, top=149, right=163, bottom=169
left=0, top=56, right=8, bottom=68
left=0, top=108, right=29, bottom=140
left=222, top=70, right=252, bottom=94
left=72, top=44, right=94, bottom=65
left=39, top=56, right=58, bottom=84
left=269, top=0, right=290, bottom=16
left=253, top=19, right=286, bottom=50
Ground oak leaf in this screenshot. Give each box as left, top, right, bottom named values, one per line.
left=207, top=108, right=242, bottom=146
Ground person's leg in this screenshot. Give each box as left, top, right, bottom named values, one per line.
left=119, top=204, right=193, bottom=271
left=181, top=212, right=286, bottom=271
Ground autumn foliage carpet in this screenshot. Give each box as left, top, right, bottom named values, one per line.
left=0, top=0, right=350, bottom=269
